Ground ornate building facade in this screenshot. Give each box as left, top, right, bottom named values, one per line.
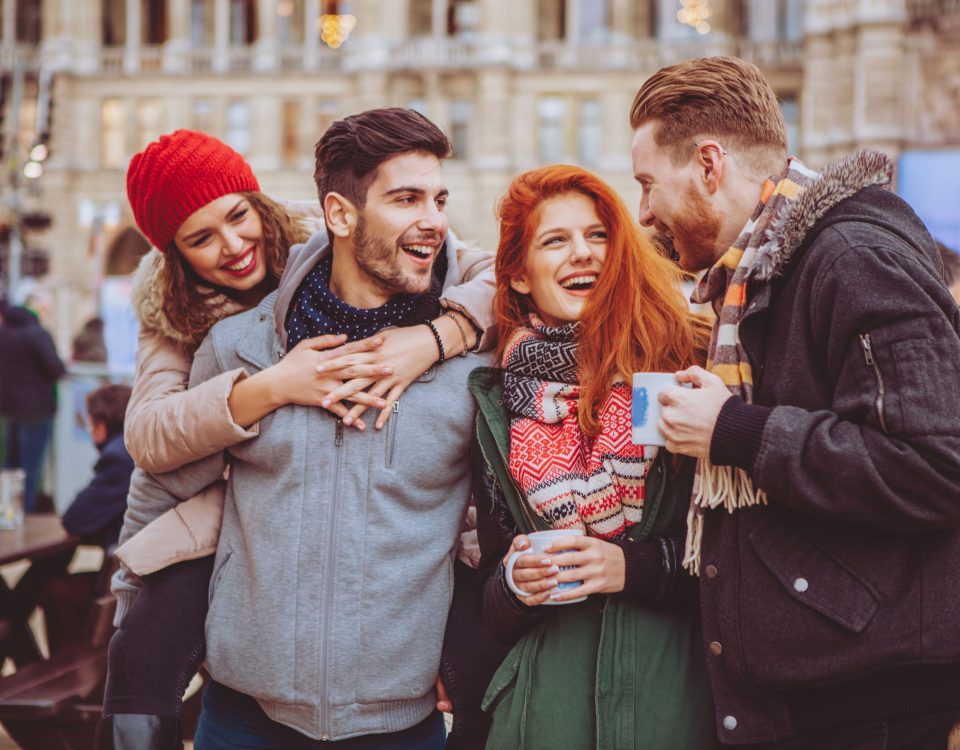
left=0, top=0, right=957, bottom=352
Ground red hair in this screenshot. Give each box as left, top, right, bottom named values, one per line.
left=494, top=165, right=708, bottom=435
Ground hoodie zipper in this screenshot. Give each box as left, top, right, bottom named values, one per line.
left=385, top=399, right=401, bottom=467
left=859, top=334, right=889, bottom=433
left=319, top=418, right=344, bottom=739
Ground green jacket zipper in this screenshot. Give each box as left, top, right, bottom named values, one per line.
left=859, top=334, right=889, bottom=433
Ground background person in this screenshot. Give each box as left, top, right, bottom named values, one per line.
left=472, top=165, right=717, bottom=750
left=0, top=302, right=66, bottom=513
left=630, top=56, right=960, bottom=748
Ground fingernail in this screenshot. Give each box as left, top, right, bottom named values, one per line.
left=357, top=423, right=365, bottom=431
left=543, top=544, right=553, bottom=552
left=383, top=367, right=393, bottom=374
left=321, top=399, right=330, bottom=407
left=540, top=558, right=551, bottom=566
left=377, top=400, right=387, bottom=408
left=343, top=416, right=353, bottom=425
left=315, top=365, right=325, bottom=373
left=548, top=565, right=560, bottom=574
left=546, top=580, right=558, bottom=589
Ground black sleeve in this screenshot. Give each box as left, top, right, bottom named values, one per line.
left=609, top=534, right=699, bottom=614
left=472, top=436, right=548, bottom=646
left=32, top=328, right=67, bottom=380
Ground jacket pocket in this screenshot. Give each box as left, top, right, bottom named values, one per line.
left=748, top=518, right=879, bottom=634
left=481, top=640, right=523, bottom=714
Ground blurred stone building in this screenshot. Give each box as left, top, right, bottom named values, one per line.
left=0, top=0, right=958, bottom=353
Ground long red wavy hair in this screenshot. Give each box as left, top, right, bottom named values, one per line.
left=494, top=165, right=708, bottom=435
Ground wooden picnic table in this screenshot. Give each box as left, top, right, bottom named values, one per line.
left=0, top=515, right=78, bottom=567
left=0, top=515, right=80, bottom=666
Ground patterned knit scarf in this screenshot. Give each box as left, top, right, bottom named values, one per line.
left=286, top=253, right=443, bottom=347
left=502, top=316, right=657, bottom=539
left=683, top=158, right=820, bottom=574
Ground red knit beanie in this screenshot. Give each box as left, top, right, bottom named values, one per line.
left=126, top=129, right=260, bottom=252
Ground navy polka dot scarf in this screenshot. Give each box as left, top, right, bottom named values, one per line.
left=286, top=252, right=444, bottom=347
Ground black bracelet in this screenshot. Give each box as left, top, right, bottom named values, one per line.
left=442, top=311, right=470, bottom=357
left=424, top=319, right=446, bottom=364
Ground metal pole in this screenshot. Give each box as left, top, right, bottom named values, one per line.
left=6, top=63, right=23, bottom=303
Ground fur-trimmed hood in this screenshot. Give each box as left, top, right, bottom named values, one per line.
left=750, top=149, right=895, bottom=282
left=130, top=249, right=240, bottom=349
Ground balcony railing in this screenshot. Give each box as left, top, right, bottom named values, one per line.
left=0, top=43, right=40, bottom=72
left=28, top=35, right=803, bottom=77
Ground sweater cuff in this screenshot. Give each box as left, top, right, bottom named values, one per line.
left=710, top=396, right=773, bottom=472
left=112, top=587, right=139, bottom=627
left=610, top=538, right=662, bottom=600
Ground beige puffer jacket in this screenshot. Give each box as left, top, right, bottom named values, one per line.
left=115, top=229, right=492, bottom=581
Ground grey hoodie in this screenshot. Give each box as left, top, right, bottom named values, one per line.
left=163, top=232, right=489, bottom=740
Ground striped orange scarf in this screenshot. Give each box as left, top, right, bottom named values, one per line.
left=683, top=158, right=820, bottom=574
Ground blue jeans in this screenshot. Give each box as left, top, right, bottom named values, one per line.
left=4, top=419, right=53, bottom=513
left=195, top=681, right=446, bottom=750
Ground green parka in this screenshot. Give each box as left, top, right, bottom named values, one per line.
left=470, top=367, right=718, bottom=750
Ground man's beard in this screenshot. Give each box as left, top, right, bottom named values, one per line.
left=655, top=182, right=724, bottom=273
left=353, top=216, right=438, bottom=297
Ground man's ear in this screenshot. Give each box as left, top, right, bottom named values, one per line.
left=509, top=274, right=531, bottom=295
left=323, top=192, right=356, bottom=238
left=695, top=140, right=725, bottom=195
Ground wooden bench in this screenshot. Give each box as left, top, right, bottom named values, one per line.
left=0, top=562, right=116, bottom=749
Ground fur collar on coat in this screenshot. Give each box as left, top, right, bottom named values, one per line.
left=751, top=149, right=894, bottom=283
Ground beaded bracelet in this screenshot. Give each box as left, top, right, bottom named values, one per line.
left=424, top=319, right=446, bottom=364
left=442, top=311, right=470, bottom=357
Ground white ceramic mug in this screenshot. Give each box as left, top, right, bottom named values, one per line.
left=504, top=529, right=587, bottom=605
left=631, top=372, right=691, bottom=447
left=0, top=468, right=25, bottom=530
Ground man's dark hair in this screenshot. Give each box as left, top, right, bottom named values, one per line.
left=937, top=241, right=960, bottom=287
left=313, top=107, right=452, bottom=209
left=86, top=383, right=132, bottom=437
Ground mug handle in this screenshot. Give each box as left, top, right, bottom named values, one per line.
left=504, top=550, right=534, bottom=598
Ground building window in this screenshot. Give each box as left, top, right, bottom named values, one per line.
left=577, top=99, right=602, bottom=167
left=136, top=99, right=164, bottom=150
left=316, top=100, right=338, bottom=140
left=447, top=1, right=479, bottom=37
left=537, top=0, right=565, bottom=41
left=278, top=0, right=304, bottom=44
left=102, top=0, right=126, bottom=46
left=538, top=96, right=566, bottom=164
left=449, top=99, right=472, bottom=160
left=225, top=100, right=251, bottom=155
left=573, top=0, right=609, bottom=43
left=780, top=97, right=799, bottom=155
left=15, top=0, right=41, bottom=43
left=282, top=101, right=300, bottom=167
left=409, top=0, right=432, bottom=36
left=192, top=98, right=216, bottom=134
left=230, top=0, right=256, bottom=45
left=190, top=0, right=215, bottom=48
left=102, top=99, right=127, bottom=169
left=746, top=0, right=804, bottom=41
left=143, top=0, right=168, bottom=45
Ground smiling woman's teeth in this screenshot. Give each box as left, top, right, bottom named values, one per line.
left=225, top=253, right=254, bottom=271
left=560, top=275, right=597, bottom=290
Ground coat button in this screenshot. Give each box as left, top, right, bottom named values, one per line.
left=709, top=641, right=723, bottom=656
left=793, top=577, right=809, bottom=593
left=723, top=715, right=738, bottom=731
left=704, top=564, right=718, bottom=579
